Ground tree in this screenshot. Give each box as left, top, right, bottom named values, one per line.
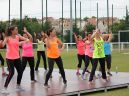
left=92, top=16, right=96, bottom=18
left=83, top=17, right=89, bottom=22
left=73, top=23, right=80, bottom=35
left=83, top=23, right=95, bottom=33
left=0, top=21, right=8, bottom=32
left=43, top=21, right=52, bottom=32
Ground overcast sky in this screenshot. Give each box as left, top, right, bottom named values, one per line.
left=0, top=0, right=129, bottom=21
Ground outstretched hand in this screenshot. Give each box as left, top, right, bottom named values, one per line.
left=23, top=27, right=28, bottom=33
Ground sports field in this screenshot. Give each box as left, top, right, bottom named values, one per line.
left=0, top=49, right=129, bottom=96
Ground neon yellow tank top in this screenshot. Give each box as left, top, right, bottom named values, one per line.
left=37, top=39, right=45, bottom=51
left=93, top=37, right=105, bottom=58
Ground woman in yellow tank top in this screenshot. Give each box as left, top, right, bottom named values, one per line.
left=89, top=29, right=108, bottom=84
left=34, top=32, right=47, bottom=72
left=44, top=28, right=67, bottom=87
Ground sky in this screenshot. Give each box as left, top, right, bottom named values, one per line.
left=0, top=0, right=129, bottom=21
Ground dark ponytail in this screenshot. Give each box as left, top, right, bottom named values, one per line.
left=47, top=27, right=55, bottom=36
left=5, top=26, right=16, bottom=36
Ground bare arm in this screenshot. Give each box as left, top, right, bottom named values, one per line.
left=23, top=27, right=33, bottom=41
left=91, top=31, right=96, bottom=40
left=57, top=38, right=65, bottom=50
left=2, top=37, right=8, bottom=47
left=44, top=34, right=50, bottom=48
left=44, top=38, right=50, bottom=49
left=73, top=33, right=78, bottom=43
left=107, top=33, right=113, bottom=42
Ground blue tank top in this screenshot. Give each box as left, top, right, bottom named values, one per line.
left=104, top=42, right=111, bottom=55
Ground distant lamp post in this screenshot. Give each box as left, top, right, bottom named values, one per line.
left=42, top=0, right=44, bottom=30
left=20, top=0, right=22, bottom=32
left=9, top=0, right=11, bottom=26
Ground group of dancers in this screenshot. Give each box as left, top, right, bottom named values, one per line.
left=0, top=26, right=67, bottom=93
left=0, top=25, right=112, bottom=94
left=74, top=29, right=113, bottom=84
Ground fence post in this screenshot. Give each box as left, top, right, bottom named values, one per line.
left=121, top=42, right=124, bottom=50
left=66, top=43, right=69, bottom=52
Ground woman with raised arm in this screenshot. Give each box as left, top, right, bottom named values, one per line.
left=44, top=28, right=67, bottom=87
left=21, top=27, right=37, bottom=83
left=89, top=29, right=107, bottom=84
left=0, top=26, right=29, bottom=93
left=74, top=33, right=89, bottom=75
left=81, top=33, right=93, bottom=79
left=103, top=32, right=113, bottom=76
left=34, top=31, right=47, bottom=72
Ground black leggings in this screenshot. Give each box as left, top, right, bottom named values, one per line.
left=44, top=57, right=66, bottom=85
left=77, top=54, right=85, bottom=68
left=35, top=51, right=47, bottom=70
left=99, top=55, right=112, bottom=71
left=82, top=55, right=93, bottom=75
left=22, top=57, right=35, bottom=81
left=105, top=55, right=111, bottom=70
left=0, top=53, right=4, bottom=66
left=89, top=58, right=107, bottom=81
left=4, top=58, right=23, bottom=88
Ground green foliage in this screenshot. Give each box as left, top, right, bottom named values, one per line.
left=0, top=21, right=8, bottom=32
left=83, top=17, right=89, bottom=21
left=42, top=21, right=52, bottom=32
left=84, top=23, right=95, bottom=33
left=0, top=16, right=52, bottom=36
left=111, top=19, right=129, bottom=33
left=73, top=23, right=80, bottom=34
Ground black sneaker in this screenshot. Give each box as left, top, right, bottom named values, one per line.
left=44, top=84, right=50, bottom=88
left=107, top=72, right=112, bottom=76
left=31, top=80, right=37, bottom=83
left=35, top=70, right=39, bottom=72
left=50, top=75, right=52, bottom=78
left=86, top=70, right=91, bottom=73
left=63, top=80, right=67, bottom=85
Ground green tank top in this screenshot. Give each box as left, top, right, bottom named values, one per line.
left=93, top=37, right=105, bottom=58
left=37, top=39, right=45, bottom=51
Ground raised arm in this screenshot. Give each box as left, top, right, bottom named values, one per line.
left=91, top=30, right=97, bottom=40
left=23, top=27, right=33, bottom=41
left=107, top=32, right=113, bottom=42
left=73, top=33, right=78, bottom=43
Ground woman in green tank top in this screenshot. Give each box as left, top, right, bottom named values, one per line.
left=89, top=29, right=107, bottom=84
left=34, top=32, right=47, bottom=72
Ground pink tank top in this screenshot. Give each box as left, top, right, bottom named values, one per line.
left=22, top=41, right=34, bottom=57
left=77, top=41, right=85, bottom=55
left=6, top=36, right=20, bottom=59
left=85, top=43, right=93, bottom=57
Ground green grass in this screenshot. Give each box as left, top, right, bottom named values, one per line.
left=1, top=49, right=129, bottom=96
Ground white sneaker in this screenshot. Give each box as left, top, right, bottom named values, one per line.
left=31, top=80, right=37, bottom=84
left=1, top=88, right=9, bottom=94
left=16, top=85, right=24, bottom=91
left=44, top=70, right=48, bottom=73
left=16, top=85, right=21, bottom=89
left=97, top=73, right=102, bottom=78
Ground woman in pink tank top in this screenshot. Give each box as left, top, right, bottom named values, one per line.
left=21, top=27, right=36, bottom=83
left=81, top=33, right=94, bottom=79
left=1, top=26, right=29, bottom=93
left=74, top=33, right=86, bottom=75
